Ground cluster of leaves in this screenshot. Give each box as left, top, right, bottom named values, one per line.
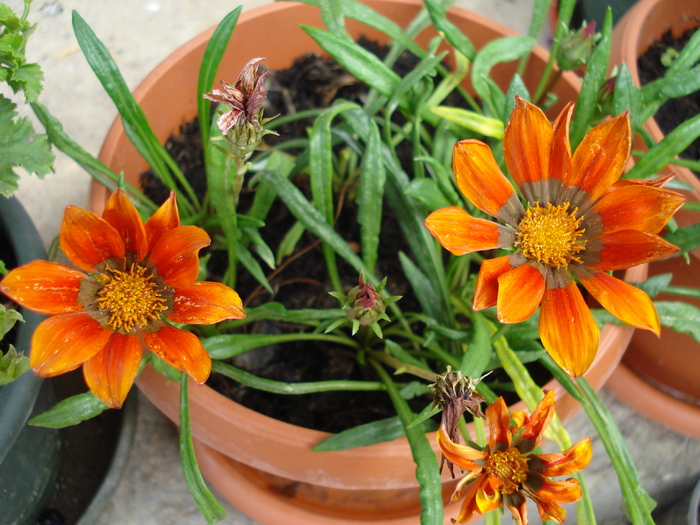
left=0, top=1, right=54, bottom=198
left=0, top=303, right=28, bottom=385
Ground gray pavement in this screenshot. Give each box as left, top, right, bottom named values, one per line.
left=5, top=0, right=700, bottom=523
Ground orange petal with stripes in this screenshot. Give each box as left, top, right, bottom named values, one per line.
left=539, top=279, right=598, bottom=377
left=143, top=325, right=211, bottom=385
left=425, top=207, right=515, bottom=256
left=497, top=263, right=546, bottom=323
left=60, top=206, right=125, bottom=272
left=0, top=261, right=83, bottom=314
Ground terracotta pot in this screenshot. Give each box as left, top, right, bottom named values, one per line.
left=608, top=0, right=700, bottom=242
left=605, top=0, right=700, bottom=439
left=92, top=0, right=641, bottom=522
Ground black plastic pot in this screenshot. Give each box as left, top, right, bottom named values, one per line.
left=0, top=195, right=60, bottom=525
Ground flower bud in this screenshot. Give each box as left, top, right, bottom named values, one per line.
left=556, top=21, right=600, bottom=71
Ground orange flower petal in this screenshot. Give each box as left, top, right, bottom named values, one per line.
left=475, top=476, right=502, bottom=514
left=0, top=261, right=83, bottom=314
left=584, top=230, right=680, bottom=271
left=30, top=313, right=111, bottom=377
left=425, top=207, right=515, bottom=256
left=516, top=390, right=555, bottom=452
left=169, top=281, right=246, bottom=325
left=101, top=189, right=148, bottom=260
left=486, top=397, right=512, bottom=450
left=576, top=269, right=660, bottom=334
left=535, top=437, right=593, bottom=477
left=144, top=191, right=180, bottom=251
left=569, top=112, right=631, bottom=203
left=539, top=279, right=599, bottom=377
left=549, top=102, right=575, bottom=200
left=530, top=474, right=582, bottom=503
left=497, top=263, right=546, bottom=323
left=436, top=428, right=487, bottom=470
left=589, top=183, right=685, bottom=236
left=454, top=475, right=486, bottom=523
left=83, top=333, right=143, bottom=409
left=60, top=206, right=125, bottom=272
left=503, top=97, right=552, bottom=203
left=149, top=225, right=211, bottom=288
left=531, top=492, right=568, bottom=525
left=473, top=254, right=523, bottom=310
left=143, top=325, right=211, bottom=384
left=453, top=139, right=524, bottom=225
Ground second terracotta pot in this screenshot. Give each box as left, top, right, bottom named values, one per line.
left=93, top=0, right=641, bottom=523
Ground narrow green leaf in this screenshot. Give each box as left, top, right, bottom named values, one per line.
left=29, top=392, right=110, bottom=428
left=261, top=167, right=369, bottom=278
left=571, top=8, right=613, bottom=148
left=666, top=25, right=700, bottom=75
left=313, top=416, right=406, bottom=451
left=423, top=0, right=475, bottom=60
left=179, top=376, right=227, bottom=524
left=613, top=63, right=643, bottom=130
left=357, top=120, right=386, bottom=272
left=318, top=0, right=351, bottom=41
left=503, top=74, right=530, bottom=123
left=655, top=300, right=700, bottom=343
left=198, top=6, right=241, bottom=171
left=431, top=106, right=504, bottom=138
left=398, top=251, right=442, bottom=320
left=71, top=11, right=197, bottom=214
left=627, top=112, right=700, bottom=180
left=237, top=244, right=274, bottom=294
left=276, top=220, right=306, bottom=265
left=370, top=360, right=444, bottom=525
left=458, top=310, right=491, bottom=378
left=404, top=178, right=452, bottom=212
left=302, top=25, right=400, bottom=98
left=471, top=36, right=536, bottom=117
left=212, top=361, right=382, bottom=394
left=204, top=332, right=356, bottom=360
left=31, top=102, right=157, bottom=215
left=664, top=222, right=700, bottom=254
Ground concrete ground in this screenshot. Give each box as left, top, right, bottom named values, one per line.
left=5, top=0, right=700, bottom=523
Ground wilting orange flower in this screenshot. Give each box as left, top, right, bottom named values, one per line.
left=437, top=390, right=592, bottom=524
left=0, top=190, right=245, bottom=408
left=425, top=97, right=684, bottom=376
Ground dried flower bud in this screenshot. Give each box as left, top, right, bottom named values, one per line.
left=430, top=366, right=487, bottom=474
left=203, top=57, right=277, bottom=158
left=556, top=21, right=601, bottom=71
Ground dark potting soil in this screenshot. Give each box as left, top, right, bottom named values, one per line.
left=637, top=27, right=700, bottom=176
left=141, top=42, right=550, bottom=434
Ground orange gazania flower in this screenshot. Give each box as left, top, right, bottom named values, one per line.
left=0, top=190, right=245, bottom=408
left=425, top=97, right=685, bottom=376
left=437, top=390, right=592, bottom=524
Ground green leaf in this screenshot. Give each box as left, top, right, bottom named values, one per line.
left=357, top=120, right=385, bottom=272
left=10, top=62, right=44, bottom=102
left=430, top=106, right=504, bottom=138
left=275, top=220, right=306, bottom=265
left=471, top=36, right=536, bottom=117
left=29, top=392, right=110, bottom=428
left=664, top=222, right=700, bottom=255
left=398, top=251, right=442, bottom=321
left=613, top=63, right=643, bottom=130
left=237, top=244, right=274, bottom=294
left=0, top=345, right=30, bottom=385
left=571, top=8, right=613, bottom=148
left=404, top=178, right=452, bottom=212
left=197, top=6, right=241, bottom=170
left=369, top=360, right=444, bottom=525
left=302, top=25, right=400, bottom=98
left=458, top=310, right=492, bottom=378
left=503, top=74, right=530, bottom=123
left=204, top=332, right=355, bottom=360
left=0, top=95, right=54, bottom=197
left=179, top=376, right=227, bottom=524
left=0, top=304, right=23, bottom=339
left=212, top=361, right=382, bottom=394
left=632, top=273, right=673, bottom=297
left=313, top=416, right=407, bottom=451
left=31, top=102, right=156, bottom=215
left=423, top=0, right=475, bottom=60
left=71, top=11, right=197, bottom=215
left=626, top=113, right=700, bottom=180
left=655, top=300, right=700, bottom=343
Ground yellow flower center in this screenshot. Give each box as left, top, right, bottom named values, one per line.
left=96, top=263, right=168, bottom=333
left=516, top=202, right=586, bottom=269
left=484, top=448, right=529, bottom=495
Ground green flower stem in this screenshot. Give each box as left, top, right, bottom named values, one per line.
left=367, top=350, right=437, bottom=382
